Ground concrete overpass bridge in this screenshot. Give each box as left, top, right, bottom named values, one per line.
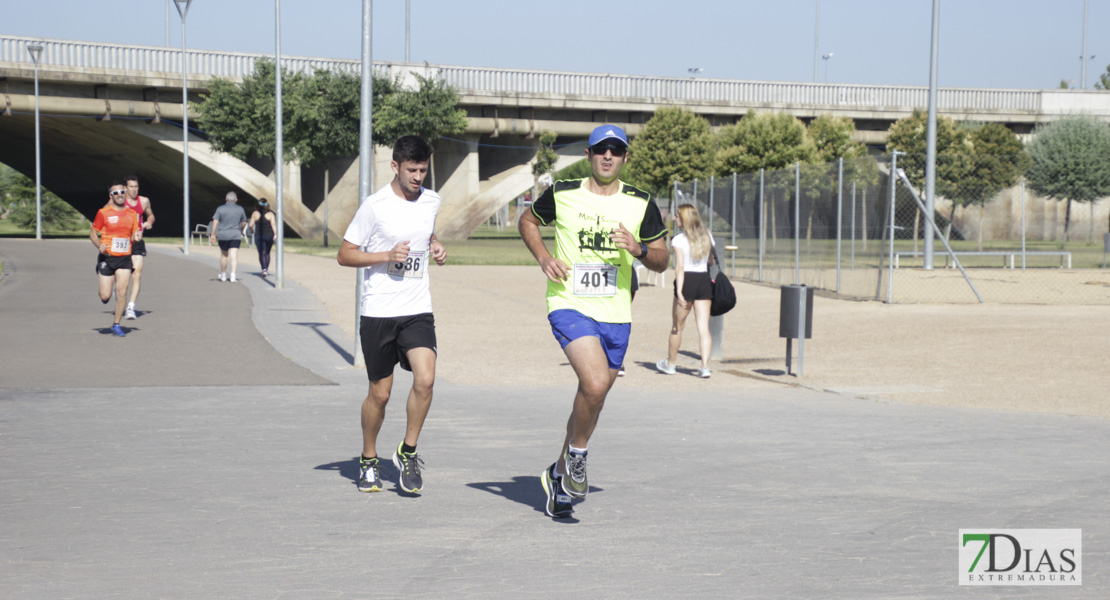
left=2, top=35, right=1108, bottom=240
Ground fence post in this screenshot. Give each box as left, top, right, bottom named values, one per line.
left=1021, top=180, right=1026, bottom=270
left=887, top=152, right=898, bottom=303
left=758, top=168, right=765, bottom=282
left=708, top=175, right=715, bottom=227
left=851, top=181, right=856, bottom=270
left=836, top=157, right=843, bottom=293
left=672, top=180, right=678, bottom=218
left=794, top=162, right=801, bottom=285
left=731, top=172, right=737, bottom=278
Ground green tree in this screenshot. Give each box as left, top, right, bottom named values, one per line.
left=531, top=130, right=558, bottom=205
left=716, top=112, right=814, bottom=247
left=958, top=123, right=1030, bottom=249
left=1025, top=115, right=1110, bottom=243
left=373, top=72, right=467, bottom=146
left=1094, top=64, right=1110, bottom=90
left=374, top=72, right=468, bottom=189
left=716, top=111, right=814, bottom=175
left=196, top=60, right=398, bottom=165
left=2, top=168, right=84, bottom=232
left=628, top=107, right=715, bottom=196
left=887, top=109, right=971, bottom=247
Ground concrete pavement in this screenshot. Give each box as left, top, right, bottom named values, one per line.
left=1, top=240, right=1107, bottom=598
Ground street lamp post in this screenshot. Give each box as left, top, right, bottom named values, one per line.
left=275, top=0, right=285, bottom=289
left=355, top=0, right=374, bottom=367
left=174, top=0, right=192, bottom=255
left=27, top=43, right=43, bottom=241
left=821, top=52, right=834, bottom=83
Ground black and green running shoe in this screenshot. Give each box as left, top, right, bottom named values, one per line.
left=541, top=463, right=573, bottom=518
left=357, top=457, right=382, bottom=493
left=561, top=449, right=589, bottom=498
left=392, top=442, right=425, bottom=493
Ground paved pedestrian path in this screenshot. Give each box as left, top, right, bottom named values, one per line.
left=1, top=240, right=1107, bottom=598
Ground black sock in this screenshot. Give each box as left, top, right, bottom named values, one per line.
left=401, top=442, right=417, bottom=455
left=361, top=454, right=376, bottom=462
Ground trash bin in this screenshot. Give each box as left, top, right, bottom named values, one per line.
left=780, top=285, right=813, bottom=376
left=779, top=285, right=813, bottom=339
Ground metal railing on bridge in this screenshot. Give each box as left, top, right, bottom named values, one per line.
left=1, top=35, right=1045, bottom=113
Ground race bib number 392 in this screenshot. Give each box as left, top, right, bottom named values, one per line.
left=111, top=237, right=131, bottom=254
left=387, top=250, right=428, bottom=279
left=572, top=263, right=617, bottom=297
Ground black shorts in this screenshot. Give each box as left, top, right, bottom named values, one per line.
left=674, top=271, right=713, bottom=301
left=131, top=240, right=147, bottom=257
left=360, top=313, right=437, bottom=381
left=95, top=253, right=133, bottom=276
left=218, top=239, right=242, bottom=251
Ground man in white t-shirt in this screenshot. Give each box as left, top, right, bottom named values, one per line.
left=337, top=135, right=447, bottom=495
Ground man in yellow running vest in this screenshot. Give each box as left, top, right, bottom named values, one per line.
left=519, top=124, right=669, bottom=518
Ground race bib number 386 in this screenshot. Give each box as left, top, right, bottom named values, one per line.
left=572, top=263, right=617, bottom=297
left=387, top=250, right=428, bottom=279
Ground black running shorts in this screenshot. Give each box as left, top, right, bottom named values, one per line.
left=674, top=271, right=713, bottom=301
left=95, top=253, right=134, bottom=276
left=131, top=240, right=147, bottom=257
left=360, top=313, right=437, bottom=381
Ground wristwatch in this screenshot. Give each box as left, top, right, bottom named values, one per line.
left=636, top=242, right=648, bottom=258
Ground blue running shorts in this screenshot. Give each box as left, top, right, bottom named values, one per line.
left=548, top=309, right=631, bottom=370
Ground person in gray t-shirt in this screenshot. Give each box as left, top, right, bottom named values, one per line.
left=209, top=191, right=248, bottom=282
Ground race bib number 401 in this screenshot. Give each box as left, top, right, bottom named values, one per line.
left=387, top=250, right=428, bottom=279
left=572, top=263, right=617, bottom=297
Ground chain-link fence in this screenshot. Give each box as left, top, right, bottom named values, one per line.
left=672, top=154, right=1110, bottom=305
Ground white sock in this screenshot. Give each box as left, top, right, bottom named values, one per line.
left=568, top=445, right=587, bottom=456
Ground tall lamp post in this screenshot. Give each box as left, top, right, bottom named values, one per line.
left=821, top=52, right=834, bottom=83
left=275, top=0, right=285, bottom=289
left=174, top=0, right=193, bottom=255
left=27, top=42, right=43, bottom=241
left=355, top=0, right=374, bottom=367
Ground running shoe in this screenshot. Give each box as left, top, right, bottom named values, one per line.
left=218, top=272, right=227, bottom=282
left=561, top=448, right=589, bottom=498
left=541, top=463, right=573, bottom=518
left=655, top=359, right=676, bottom=375
left=698, top=367, right=712, bottom=379
left=392, top=442, right=424, bottom=493
left=617, top=364, right=626, bottom=376
left=110, top=324, right=126, bottom=337
left=124, top=306, right=137, bottom=320
left=229, top=274, right=237, bottom=283
left=357, top=457, right=382, bottom=493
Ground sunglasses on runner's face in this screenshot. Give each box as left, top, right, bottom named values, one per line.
left=590, top=143, right=627, bottom=156
left=110, top=190, right=127, bottom=196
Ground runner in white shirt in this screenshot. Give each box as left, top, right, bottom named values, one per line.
left=337, top=135, right=447, bottom=495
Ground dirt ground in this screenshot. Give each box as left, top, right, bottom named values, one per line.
left=184, top=244, right=1110, bottom=419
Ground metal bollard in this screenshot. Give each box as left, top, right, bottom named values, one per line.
left=780, top=285, right=813, bottom=376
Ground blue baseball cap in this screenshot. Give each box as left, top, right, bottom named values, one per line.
left=588, top=124, right=628, bottom=147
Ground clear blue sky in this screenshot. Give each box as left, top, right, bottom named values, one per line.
left=4, top=0, right=1109, bottom=90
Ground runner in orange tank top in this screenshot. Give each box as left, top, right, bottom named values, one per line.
left=90, top=182, right=141, bottom=337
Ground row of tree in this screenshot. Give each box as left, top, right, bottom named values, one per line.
left=195, top=60, right=468, bottom=175
left=0, top=164, right=85, bottom=232
left=547, top=107, right=1109, bottom=245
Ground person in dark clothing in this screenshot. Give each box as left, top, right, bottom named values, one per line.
left=248, top=199, right=278, bottom=277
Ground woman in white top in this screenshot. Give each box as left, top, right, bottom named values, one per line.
left=657, top=204, right=715, bottom=378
